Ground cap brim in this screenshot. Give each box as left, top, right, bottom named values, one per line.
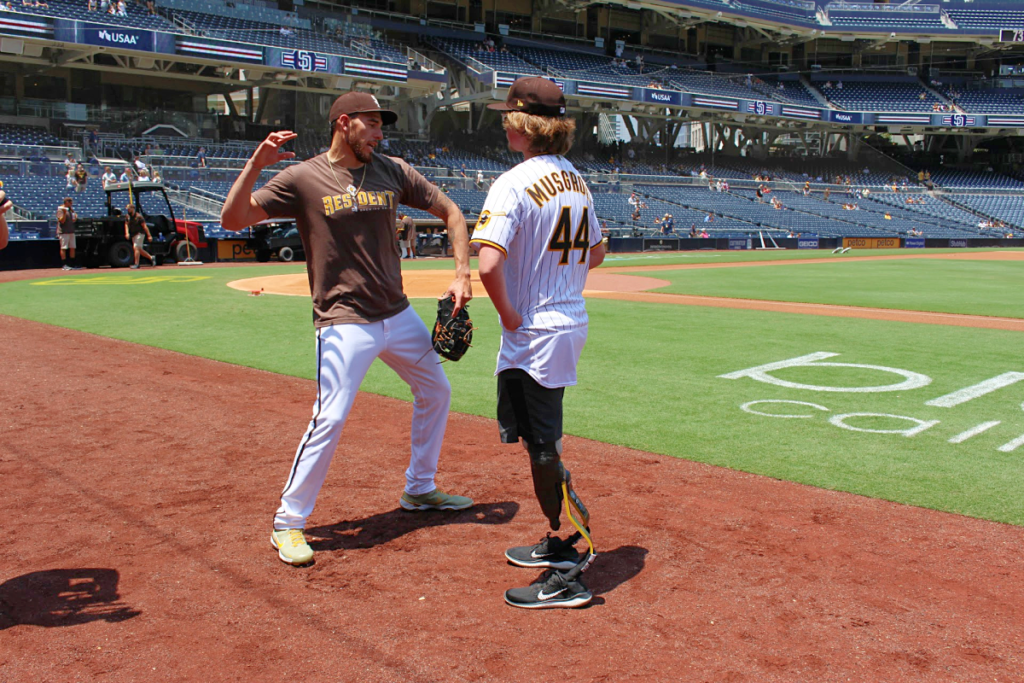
left=486, top=102, right=513, bottom=111
left=349, top=109, right=399, bottom=125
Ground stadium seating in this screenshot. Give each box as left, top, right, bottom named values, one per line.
left=953, top=89, right=1024, bottom=114
left=430, top=38, right=543, bottom=76
left=15, top=0, right=176, bottom=31
left=826, top=5, right=949, bottom=32
left=818, top=80, right=943, bottom=112
left=946, top=8, right=1024, bottom=30
left=168, top=9, right=357, bottom=56
left=0, top=124, right=64, bottom=147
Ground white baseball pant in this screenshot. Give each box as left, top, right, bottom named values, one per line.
left=274, top=305, right=451, bottom=530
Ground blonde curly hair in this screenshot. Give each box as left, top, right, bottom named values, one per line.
left=502, top=111, right=576, bottom=156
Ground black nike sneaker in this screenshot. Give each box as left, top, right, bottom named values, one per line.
left=505, top=534, right=580, bottom=570
left=504, top=569, right=593, bottom=609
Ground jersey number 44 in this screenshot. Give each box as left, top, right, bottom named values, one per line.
left=547, top=206, right=591, bottom=266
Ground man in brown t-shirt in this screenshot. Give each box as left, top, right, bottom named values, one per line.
left=221, top=91, right=474, bottom=567
left=397, top=211, right=416, bottom=259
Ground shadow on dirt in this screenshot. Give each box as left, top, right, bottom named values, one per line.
left=0, top=568, right=140, bottom=630
left=305, top=501, right=520, bottom=551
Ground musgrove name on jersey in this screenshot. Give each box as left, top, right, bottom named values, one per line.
left=525, top=170, right=590, bottom=208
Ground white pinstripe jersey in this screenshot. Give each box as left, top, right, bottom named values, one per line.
left=470, top=154, right=602, bottom=388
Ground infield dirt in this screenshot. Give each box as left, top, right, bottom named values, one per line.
left=2, top=313, right=1023, bottom=682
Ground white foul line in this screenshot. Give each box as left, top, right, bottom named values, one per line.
left=948, top=421, right=1002, bottom=444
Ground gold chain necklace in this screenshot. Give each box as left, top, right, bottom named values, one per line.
left=327, top=153, right=368, bottom=199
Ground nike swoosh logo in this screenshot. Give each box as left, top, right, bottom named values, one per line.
left=537, top=587, right=566, bottom=601
left=530, top=550, right=552, bottom=559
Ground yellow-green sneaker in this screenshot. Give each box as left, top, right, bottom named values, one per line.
left=271, top=528, right=314, bottom=566
left=400, top=489, right=473, bottom=511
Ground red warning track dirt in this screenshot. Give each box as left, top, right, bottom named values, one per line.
left=2, top=312, right=1024, bottom=682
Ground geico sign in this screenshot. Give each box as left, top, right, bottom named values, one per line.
left=721, top=352, right=1024, bottom=450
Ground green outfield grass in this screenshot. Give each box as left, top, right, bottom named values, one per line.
left=625, top=258, right=1024, bottom=318
left=2, top=257, right=1023, bottom=525
left=600, top=246, right=1024, bottom=268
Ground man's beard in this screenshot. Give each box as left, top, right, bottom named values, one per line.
left=348, top=132, right=373, bottom=164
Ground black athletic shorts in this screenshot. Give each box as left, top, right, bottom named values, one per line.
left=497, top=369, right=564, bottom=445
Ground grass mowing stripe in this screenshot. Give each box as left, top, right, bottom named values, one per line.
left=2, top=265, right=1022, bottom=525
left=622, top=259, right=1024, bottom=318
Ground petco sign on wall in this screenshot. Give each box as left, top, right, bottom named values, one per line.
left=83, top=23, right=153, bottom=51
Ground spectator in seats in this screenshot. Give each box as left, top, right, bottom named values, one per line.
left=824, top=81, right=832, bottom=89
left=138, top=167, right=151, bottom=181
left=87, top=0, right=96, bottom=11
left=64, top=152, right=76, bottom=175
left=704, top=212, right=714, bottom=223
left=151, top=167, right=162, bottom=184
left=631, top=205, right=641, bottom=225
left=65, top=165, right=76, bottom=190
left=745, top=74, right=753, bottom=88
left=119, top=165, right=133, bottom=182
left=0, top=188, right=8, bottom=251
left=823, top=187, right=830, bottom=201
left=627, top=191, right=639, bottom=209
left=500, top=44, right=508, bottom=53
left=699, top=228, right=709, bottom=238
left=660, top=213, right=674, bottom=235
left=124, top=203, right=155, bottom=269
left=133, top=155, right=146, bottom=172
left=919, top=92, right=926, bottom=101
left=145, top=0, right=154, bottom=15
left=101, top=165, right=116, bottom=188
left=475, top=169, right=485, bottom=189
left=689, top=224, right=696, bottom=238
left=635, top=54, right=644, bottom=74
left=74, top=163, right=88, bottom=193
left=196, top=146, right=207, bottom=168
left=778, top=82, right=785, bottom=91
left=56, top=197, right=78, bottom=270
left=836, top=80, right=843, bottom=90
left=116, top=0, right=126, bottom=16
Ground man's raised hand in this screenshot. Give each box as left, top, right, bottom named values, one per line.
left=251, top=131, right=298, bottom=170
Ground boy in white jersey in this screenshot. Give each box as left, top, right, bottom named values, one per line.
left=471, top=77, right=605, bottom=609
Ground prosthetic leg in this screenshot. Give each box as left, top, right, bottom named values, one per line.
left=526, top=440, right=595, bottom=574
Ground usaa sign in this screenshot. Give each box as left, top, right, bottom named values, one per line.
left=643, top=89, right=682, bottom=107
left=83, top=24, right=153, bottom=51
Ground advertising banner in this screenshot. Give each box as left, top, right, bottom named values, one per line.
left=216, top=240, right=256, bottom=261
left=949, top=239, right=968, bottom=248
left=829, top=111, right=862, bottom=124
left=265, top=47, right=341, bottom=74
left=904, top=237, right=926, bottom=249
left=728, top=238, right=750, bottom=250
left=643, top=89, right=681, bottom=107
left=798, top=237, right=820, bottom=249
left=82, top=23, right=153, bottom=51
left=843, top=237, right=900, bottom=249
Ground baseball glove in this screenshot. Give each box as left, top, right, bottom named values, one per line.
left=431, top=296, right=473, bottom=362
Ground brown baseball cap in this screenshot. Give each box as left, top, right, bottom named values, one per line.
left=487, top=76, right=566, bottom=118
left=328, top=91, right=398, bottom=125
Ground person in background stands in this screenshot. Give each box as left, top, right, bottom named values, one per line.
left=196, top=147, right=207, bottom=168
left=119, top=166, right=133, bottom=182
left=56, top=197, right=78, bottom=270
left=101, top=166, right=117, bottom=188
left=0, top=188, right=9, bottom=250
left=74, top=164, right=88, bottom=193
